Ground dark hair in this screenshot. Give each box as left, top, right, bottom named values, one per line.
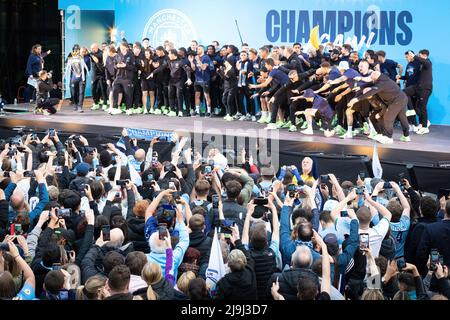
left=125, top=251, right=147, bottom=276
left=31, top=44, right=42, bottom=54
left=419, top=49, right=430, bottom=56
left=376, top=50, right=386, bottom=58
left=44, top=270, right=65, bottom=294
left=58, top=189, right=81, bottom=211
left=293, top=42, right=301, bottom=47
left=225, top=180, right=242, bottom=200
left=169, top=49, right=178, bottom=56
left=111, top=215, right=128, bottom=241
left=103, top=251, right=125, bottom=274
left=188, top=278, right=209, bottom=300
left=420, top=196, right=438, bottom=219
left=404, top=50, right=415, bottom=55
left=265, top=58, right=275, bottom=67
left=375, top=256, right=388, bottom=277
left=297, top=222, right=313, bottom=242
left=342, top=44, right=352, bottom=52
left=297, top=276, right=319, bottom=300
left=293, top=208, right=312, bottom=223
left=99, top=150, right=112, bottom=167
left=0, top=271, right=16, bottom=299
left=446, top=200, right=450, bottom=217
left=89, top=180, right=105, bottom=201
left=398, top=272, right=415, bottom=291
left=250, top=224, right=267, bottom=250
left=189, top=214, right=205, bottom=232
left=142, top=37, right=149, bottom=42
left=194, top=179, right=210, bottom=197
left=319, top=210, right=333, bottom=223
left=155, top=46, right=165, bottom=51
left=107, top=265, right=130, bottom=292
left=42, top=243, right=62, bottom=267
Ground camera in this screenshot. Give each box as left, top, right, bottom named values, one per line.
left=253, top=197, right=269, bottom=219
left=383, top=182, right=392, bottom=189
left=320, top=174, right=330, bottom=183
left=203, top=165, right=212, bottom=174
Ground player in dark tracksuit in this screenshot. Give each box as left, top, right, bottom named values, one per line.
left=112, top=42, right=136, bottom=115
left=236, top=51, right=255, bottom=121
left=348, top=72, right=410, bottom=144
left=167, top=49, right=191, bottom=117
left=36, top=70, right=61, bottom=115
left=177, top=47, right=193, bottom=116
left=217, top=57, right=239, bottom=119
left=398, top=50, right=422, bottom=126
left=404, top=50, right=433, bottom=134
left=151, top=46, right=170, bottom=114
left=131, top=42, right=144, bottom=112
left=105, top=46, right=119, bottom=113
left=89, top=44, right=107, bottom=110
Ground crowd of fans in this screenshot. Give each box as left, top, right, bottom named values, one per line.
left=0, top=128, right=449, bottom=300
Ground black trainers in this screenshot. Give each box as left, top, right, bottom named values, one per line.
left=205, top=112, right=211, bottom=117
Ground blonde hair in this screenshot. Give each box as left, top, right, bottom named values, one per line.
left=228, top=249, right=247, bottom=272
left=75, top=275, right=107, bottom=300
left=141, top=262, right=163, bottom=300
left=176, top=271, right=196, bottom=295
left=361, top=289, right=384, bottom=300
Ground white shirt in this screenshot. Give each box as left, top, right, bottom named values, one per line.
left=359, top=218, right=390, bottom=258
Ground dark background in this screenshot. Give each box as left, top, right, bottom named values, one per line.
left=0, top=0, right=61, bottom=103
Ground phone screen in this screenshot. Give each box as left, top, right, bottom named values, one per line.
left=169, top=182, right=176, bottom=190
left=102, top=225, right=111, bottom=241
left=359, top=233, right=369, bottom=250
left=158, top=225, right=168, bottom=240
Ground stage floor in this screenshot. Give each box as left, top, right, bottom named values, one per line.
left=1, top=102, right=450, bottom=165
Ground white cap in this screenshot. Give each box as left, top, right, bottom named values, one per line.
left=338, top=61, right=350, bottom=71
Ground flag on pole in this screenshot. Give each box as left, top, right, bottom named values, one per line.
left=372, top=144, right=383, bottom=179
left=205, top=228, right=226, bottom=295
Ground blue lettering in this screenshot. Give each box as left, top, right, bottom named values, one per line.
left=397, top=11, right=412, bottom=45
left=266, top=10, right=280, bottom=42
left=379, top=11, right=396, bottom=45
left=296, top=10, right=310, bottom=43
left=281, top=10, right=296, bottom=42
left=312, top=11, right=337, bottom=41
left=338, top=11, right=353, bottom=36
left=354, top=11, right=362, bottom=39
left=363, top=11, right=378, bottom=44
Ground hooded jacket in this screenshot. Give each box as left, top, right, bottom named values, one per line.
left=267, top=268, right=320, bottom=300
left=188, top=231, right=212, bottom=266
left=133, top=278, right=175, bottom=300
left=127, top=216, right=150, bottom=253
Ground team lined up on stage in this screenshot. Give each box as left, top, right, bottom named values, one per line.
left=32, top=35, right=433, bottom=144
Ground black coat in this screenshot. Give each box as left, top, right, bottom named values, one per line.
left=188, top=231, right=212, bottom=266
left=134, top=278, right=175, bottom=300
left=127, top=216, right=149, bottom=253
left=267, top=268, right=319, bottom=300
left=215, top=266, right=258, bottom=300
left=404, top=217, right=436, bottom=265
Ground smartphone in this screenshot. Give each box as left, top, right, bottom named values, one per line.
left=24, top=171, right=35, bottom=178
left=56, top=208, right=72, bottom=218
left=0, top=243, right=9, bottom=251
left=102, top=225, right=111, bottom=241
left=254, top=197, right=269, bottom=206
left=320, top=175, right=330, bottom=183
left=52, top=264, right=63, bottom=271
left=48, top=129, right=56, bottom=137
left=203, top=166, right=212, bottom=174
left=287, top=184, right=297, bottom=198
left=169, top=181, right=176, bottom=190
left=341, top=211, right=349, bottom=218
left=209, top=160, right=215, bottom=167
left=356, top=186, right=365, bottom=195
left=147, top=173, right=154, bottom=182
left=383, top=182, right=392, bottom=189
left=430, top=249, right=440, bottom=271
left=396, top=257, right=406, bottom=271
left=158, top=224, right=168, bottom=240
left=3, top=171, right=10, bottom=178
left=14, top=224, right=22, bottom=236
left=212, top=194, right=220, bottom=209
left=116, top=180, right=128, bottom=187
left=359, top=171, right=366, bottom=179
left=359, top=233, right=369, bottom=250
left=152, top=156, right=158, bottom=167
left=95, top=165, right=103, bottom=176
left=164, top=163, right=174, bottom=172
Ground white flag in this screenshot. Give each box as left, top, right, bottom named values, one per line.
left=372, top=144, right=383, bottom=179
left=205, top=228, right=226, bottom=294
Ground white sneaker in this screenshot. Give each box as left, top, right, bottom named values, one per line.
left=413, top=124, right=422, bottom=132
left=405, top=109, right=416, bottom=117
left=301, top=128, right=314, bottom=135
left=264, top=123, right=278, bottom=130
left=417, top=127, right=430, bottom=135
left=239, top=115, right=246, bottom=121
left=341, top=132, right=353, bottom=139
left=427, top=120, right=431, bottom=128
left=378, top=136, right=394, bottom=144
left=126, top=109, right=133, bottom=116
left=251, top=116, right=257, bottom=122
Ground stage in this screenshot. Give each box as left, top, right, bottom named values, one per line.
left=1, top=101, right=450, bottom=193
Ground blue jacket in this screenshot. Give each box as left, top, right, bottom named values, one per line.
left=337, top=219, right=359, bottom=272
left=146, top=221, right=189, bottom=280
left=5, top=182, right=49, bottom=227
left=26, top=53, right=43, bottom=77
left=280, top=205, right=320, bottom=267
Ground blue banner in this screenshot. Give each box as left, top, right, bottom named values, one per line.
left=59, top=0, right=450, bottom=125
left=126, top=128, right=175, bottom=141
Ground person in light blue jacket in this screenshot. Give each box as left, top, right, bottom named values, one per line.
left=145, top=190, right=189, bottom=281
